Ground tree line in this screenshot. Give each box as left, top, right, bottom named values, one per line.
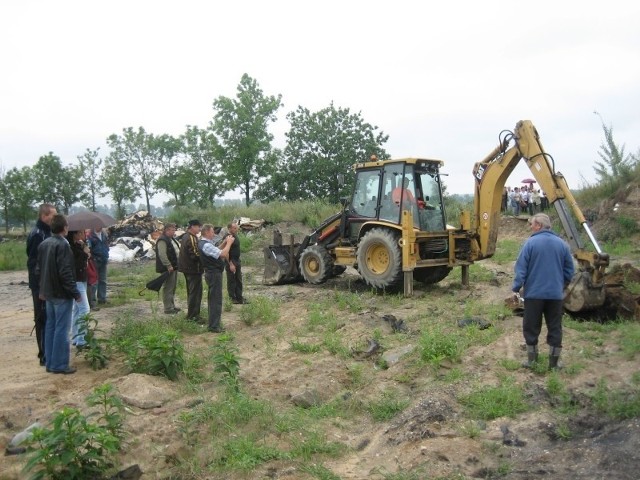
left=0, top=74, right=389, bottom=232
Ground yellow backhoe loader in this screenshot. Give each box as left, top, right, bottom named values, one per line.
left=264, top=120, right=608, bottom=313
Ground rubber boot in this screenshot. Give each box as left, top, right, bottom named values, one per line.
left=548, top=346, right=562, bottom=371
left=522, top=345, right=538, bottom=368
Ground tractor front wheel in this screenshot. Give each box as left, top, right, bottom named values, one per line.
left=356, top=228, right=403, bottom=290
left=299, top=245, right=333, bottom=284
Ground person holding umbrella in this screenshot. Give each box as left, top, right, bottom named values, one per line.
left=88, top=226, right=110, bottom=305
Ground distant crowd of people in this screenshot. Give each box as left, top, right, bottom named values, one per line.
left=501, top=185, right=549, bottom=216
left=26, top=203, right=246, bottom=375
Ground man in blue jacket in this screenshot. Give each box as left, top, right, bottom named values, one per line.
left=512, top=213, right=574, bottom=370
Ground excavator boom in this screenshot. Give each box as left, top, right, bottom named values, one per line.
left=472, top=120, right=609, bottom=312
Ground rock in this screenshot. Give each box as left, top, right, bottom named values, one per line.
left=290, top=389, right=322, bottom=408
left=117, top=373, right=176, bottom=409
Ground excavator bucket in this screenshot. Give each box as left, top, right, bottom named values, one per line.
left=263, top=231, right=303, bottom=285
left=563, top=271, right=606, bottom=313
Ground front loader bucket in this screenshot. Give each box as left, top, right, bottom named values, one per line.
left=263, top=230, right=303, bottom=285
left=263, top=245, right=302, bottom=284
left=563, top=271, right=606, bottom=313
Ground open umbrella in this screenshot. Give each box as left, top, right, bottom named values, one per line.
left=521, top=178, right=536, bottom=185
left=66, top=211, right=116, bottom=231
left=139, top=271, right=170, bottom=296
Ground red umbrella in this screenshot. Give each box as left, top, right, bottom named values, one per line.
left=521, top=178, right=536, bottom=184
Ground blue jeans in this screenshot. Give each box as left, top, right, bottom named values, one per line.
left=96, top=260, right=108, bottom=303
left=45, top=298, right=74, bottom=371
left=72, top=282, right=90, bottom=346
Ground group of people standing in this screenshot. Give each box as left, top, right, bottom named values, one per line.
left=26, top=204, right=109, bottom=374
left=154, top=219, right=246, bottom=333
left=502, top=185, right=549, bottom=216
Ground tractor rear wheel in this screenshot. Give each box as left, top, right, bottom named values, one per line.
left=299, top=245, right=333, bottom=284
left=357, top=228, right=403, bottom=290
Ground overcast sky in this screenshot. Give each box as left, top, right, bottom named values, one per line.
left=1, top=0, right=639, bottom=200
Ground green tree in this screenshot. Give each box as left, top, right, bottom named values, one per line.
left=153, top=134, right=188, bottom=206
left=179, top=125, right=228, bottom=207
left=78, top=148, right=105, bottom=212
left=211, top=74, right=282, bottom=206
left=58, top=164, right=84, bottom=215
left=4, top=166, right=37, bottom=231
left=32, top=152, right=65, bottom=208
left=0, top=164, right=9, bottom=233
left=107, top=127, right=166, bottom=214
left=257, top=103, right=389, bottom=203
left=101, top=154, right=138, bottom=220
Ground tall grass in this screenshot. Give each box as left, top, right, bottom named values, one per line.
left=0, top=240, right=27, bottom=271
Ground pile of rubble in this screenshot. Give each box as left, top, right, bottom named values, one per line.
left=107, top=211, right=265, bottom=263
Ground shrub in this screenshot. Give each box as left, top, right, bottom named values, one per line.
left=125, top=331, right=185, bottom=380
left=23, top=384, right=125, bottom=480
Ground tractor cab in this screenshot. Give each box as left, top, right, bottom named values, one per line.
left=349, top=157, right=446, bottom=232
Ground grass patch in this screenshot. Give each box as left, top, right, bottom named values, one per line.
left=290, top=340, right=322, bottom=354
left=460, top=378, right=530, bottom=420
left=618, top=323, right=640, bottom=359
left=492, top=238, right=522, bottom=265
left=592, top=379, right=640, bottom=419
left=0, top=240, right=27, bottom=271
left=239, top=295, right=280, bottom=325
left=366, top=389, right=410, bottom=421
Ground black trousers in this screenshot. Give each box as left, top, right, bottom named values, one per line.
left=31, top=289, right=47, bottom=361
left=523, top=298, right=564, bottom=348
left=204, top=270, right=223, bottom=330
left=184, top=273, right=203, bottom=320
left=225, top=262, right=243, bottom=301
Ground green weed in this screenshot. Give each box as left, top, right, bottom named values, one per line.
left=212, top=334, right=241, bottom=393
left=125, top=331, right=185, bottom=380
left=23, top=384, right=126, bottom=480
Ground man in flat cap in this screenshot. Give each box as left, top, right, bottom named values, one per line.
left=178, top=219, right=203, bottom=322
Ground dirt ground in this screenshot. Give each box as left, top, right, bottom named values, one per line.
left=1, top=216, right=639, bottom=479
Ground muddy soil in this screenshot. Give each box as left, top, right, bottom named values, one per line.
left=1, top=216, right=639, bottom=479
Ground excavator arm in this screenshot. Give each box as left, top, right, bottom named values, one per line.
left=471, top=120, right=609, bottom=312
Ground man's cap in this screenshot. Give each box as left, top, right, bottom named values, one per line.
left=188, top=219, right=202, bottom=227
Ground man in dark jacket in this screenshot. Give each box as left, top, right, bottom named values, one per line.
left=155, top=223, right=181, bottom=314
left=37, top=214, right=81, bottom=374
left=512, top=213, right=574, bottom=370
left=178, top=219, right=203, bottom=321
left=225, top=222, right=248, bottom=304
left=26, top=203, right=56, bottom=366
